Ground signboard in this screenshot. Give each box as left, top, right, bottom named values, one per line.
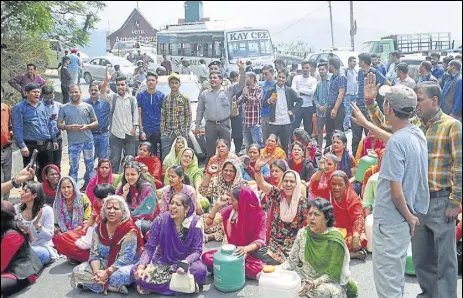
left=226, top=31, right=270, bottom=42
left=116, top=36, right=156, bottom=43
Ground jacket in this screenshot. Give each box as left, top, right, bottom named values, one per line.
left=263, top=85, right=302, bottom=123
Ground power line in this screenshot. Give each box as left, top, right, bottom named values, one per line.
left=273, top=2, right=328, bottom=37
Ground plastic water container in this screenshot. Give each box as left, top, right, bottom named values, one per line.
left=259, top=265, right=301, bottom=298
left=213, top=244, right=245, bottom=292
left=365, top=214, right=374, bottom=253
left=355, top=154, right=378, bottom=183
left=405, top=243, right=416, bottom=275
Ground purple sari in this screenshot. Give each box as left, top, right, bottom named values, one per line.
left=131, top=196, right=206, bottom=295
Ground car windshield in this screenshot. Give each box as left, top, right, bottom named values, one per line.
left=156, top=82, right=200, bottom=101
left=227, top=39, right=273, bottom=60
left=109, top=58, right=133, bottom=67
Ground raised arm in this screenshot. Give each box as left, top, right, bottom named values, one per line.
left=254, top=156, right=275, bottom=195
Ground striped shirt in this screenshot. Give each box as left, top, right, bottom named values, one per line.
left=327, top=72, right=347, bottom=107
left=366, top=102, right=462, bottom=206
left=160, top=92, right=192, bottom=138
left=236, top=85, right=263, bottom=127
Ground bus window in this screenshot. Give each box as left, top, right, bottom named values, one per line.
left=158, top=43, right=167, bottom=55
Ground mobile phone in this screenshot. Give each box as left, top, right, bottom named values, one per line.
left=177, top=261, right=189, bottom=272
left=29, top=149, right=39, bottom=168
left=243, top=156, right=250, bottom=167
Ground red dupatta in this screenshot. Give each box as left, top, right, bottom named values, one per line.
left=362, top=134, right=384, bottom=158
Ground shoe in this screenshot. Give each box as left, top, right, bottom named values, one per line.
left=68, top=258, right=79, bottom=265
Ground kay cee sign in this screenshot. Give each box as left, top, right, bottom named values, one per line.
left=227, top=31, right=270, bottom=42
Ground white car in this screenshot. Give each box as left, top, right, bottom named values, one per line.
left=307, top=50, right=360, bottom=72
left=137, top=74, right=201, bottom=102
left=83, top=56, right=136, bottom=83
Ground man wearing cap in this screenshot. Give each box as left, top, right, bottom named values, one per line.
left=69, top=49, right=81, bottom=85
left=195, top=61, right=246, bottom=161
left=354, top=76, right=462, bottom=298
left=12, top=83, right=58, bottom=182
left=42, top=85, right=64, bottom=168
left=138, top=72, right=165, bottom=158
left=8, top=63, right=46, bottom=97
left=160, top=73, right=192, bottom=161
left=200, top=61, right=231, bottom=92
left=350, top=77, right=430, bottom=298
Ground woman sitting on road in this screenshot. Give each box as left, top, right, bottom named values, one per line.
left=14, top=182, right=58, bottom=265
left=260, top=134, right=287, bottom=165
left=252, top=156, right=309, bottom=265
left=135, top=142, right=163, bottom=189
left=354, top=131, right=384, bottom=164
left=202, top=187, right=266, bottom=279
left=241, top=144, right=270, bottom=182
left=309, top=167, right=367, bottom=260
left=324, top=131, right=357, bottom=181
left=52, top=177, right=92, bottom=264
left=71, top=195, right=143, bottom=295
left=281, top=199, right=358, bottom=298
left=116, top=162, right=160, bottom=237
left=205, top=139, right=240, bottom=187
left=199, top=160, right=246, bottom=242
left=308, top=154, right=339, bottom=195
left=132, top=193, right=207, bottom=295
left=85, top=159, right=116, bottom=204
left=286, top=141, right=315, bottom=183
left=162, top=136, right=188, bottom=174
left=113, top=155, right=136, bottom=189
left=1, top=201, right=43, bottom=297
left=41, top=164, right=61, bottom=206
left=161, top=166, right=199, bottom=214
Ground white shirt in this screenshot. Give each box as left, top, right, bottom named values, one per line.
left=291, top=75, right=317, bottom=107
left=271, top=85, right=290, bottom=125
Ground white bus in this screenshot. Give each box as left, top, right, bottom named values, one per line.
left=156, top=22, right=275, bottom=77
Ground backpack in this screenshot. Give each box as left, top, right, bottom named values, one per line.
left=109, top=94, right=136, bottom=129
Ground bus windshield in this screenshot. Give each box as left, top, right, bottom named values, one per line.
left=227, top=39, right=273, bottom=60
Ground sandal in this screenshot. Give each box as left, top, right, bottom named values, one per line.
left=356, top=248, right=367, bottom=260
left=136, top=285, right=150, bottom=295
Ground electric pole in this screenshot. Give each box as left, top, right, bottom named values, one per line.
left=350, top=1, right=355, bottom=50
left=137, top=1, right=139, bottom=10
left=328, top=1, right=335, bottom=48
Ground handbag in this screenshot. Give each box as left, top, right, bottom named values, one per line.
left=231, top=97, right=239, bottom=117
left=169, top=272, right=195, bottom=294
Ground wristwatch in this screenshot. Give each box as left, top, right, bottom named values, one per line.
left=11, top=177, right=21, bottom=188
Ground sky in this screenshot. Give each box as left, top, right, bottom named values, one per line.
left=97, top=1, right=462, bottom=44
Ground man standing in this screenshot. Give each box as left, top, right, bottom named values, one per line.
left=353, top=53, right=390, bottom=154
left=1, top=99, right=13, bottom=200
left=441, top=60, right=462, bottom=120
left=198, top=59, right=209, bottom=83
left=418, top=61, right=438, bottom=85
left=108, top=76, right=139, bottom=173
left=8, top=64, right=46, bottom=97
left=440, top=56, right=454, bottom=88
left=138, top=72, right=165, bottom=157
left=160, top=73, right=192, bottom=161
left=201, top=61, right=231, bottom=92
left=386, top=51, right=400, bottom=83
left=394, top=63, right=416, bottom=89
left=263, top=69, right=302, bottom=153
left=60, top=56, right=72, bottom=104
left=260, top=64, right=276, bottom=140
left=363, top=80, right=461, bottom=298
left=371, top=54, right=387, bottom=76
left=313, top=63, right=330, bottom=152
left=77, top=52, right=84, bottom=84
left=68, top=49, right=81, bottom=85
left=85, top=75, right=111, bottom=160
left=41, top=86, right=64, bottom=169
left=237, top=72, right=264, bottom=148
left=343, top=56, right=358, bottom=131
left=161, top=54, right=172, bottom=75
left=291, top=60, right=317, bottom=136
left=219, top=57, right=229, bottom=79
left=430, top=52, right=445, bottom=80
left=58, top=85, right=98, bottom=190
left=308, top=59, right=321, bottom=81
left=12, top=83, right=58, bottom=182
left=350, top=79, right=429, bottom=298
left=180, top=59, right=192, bottom=75
left=325, top=58, right=347, bottom=148
left=195, top=61, right=245, bottom=161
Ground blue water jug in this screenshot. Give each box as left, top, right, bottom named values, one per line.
left=213, top=244, right=245, bottom=292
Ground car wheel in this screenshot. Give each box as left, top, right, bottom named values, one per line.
left=84, top=72, right=93, bottom=84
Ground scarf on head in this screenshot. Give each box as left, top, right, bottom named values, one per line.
left=86, top=161, right=114, bottom=203
left=278, top=170, right=302, bottom=223
left=41, top=164, right=61, bottom=199
left=362, top=134, right=384, bottom=158
left=164, top=147, right=203, bottom=185
left=162, top=136, right=188, bottom=169
left=53, top=177, right=86, bottom=232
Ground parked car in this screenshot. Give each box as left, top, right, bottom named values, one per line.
left=136, top=74, right=201, bottom=102
left=112, top=40, right=156, bottom=57
left=307, top=50, right=360, bottom=72
left=83, top=56, right=136, bottom=83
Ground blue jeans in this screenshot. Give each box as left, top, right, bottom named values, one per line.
left=69, top=141, right=95, bottom=183
left=32, top=246, right=51, bottom=265
left=243, top=125, right=264, bottom=148
left=343, top=94, right=357, bottom=129
left=93, top=132, right=109, bottom=160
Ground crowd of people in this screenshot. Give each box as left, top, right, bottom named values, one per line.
left=1, top=51, right=462, bottom=298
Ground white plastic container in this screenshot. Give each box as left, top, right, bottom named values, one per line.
left=365, top=214, right=374, bottom=253
left=259, top=266, right=301, bottom=298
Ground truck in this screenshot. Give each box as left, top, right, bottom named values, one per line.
left=361, top=32, right=453, bottom=62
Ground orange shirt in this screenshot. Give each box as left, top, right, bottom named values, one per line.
left=1, top=103, right=12, bottom=147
